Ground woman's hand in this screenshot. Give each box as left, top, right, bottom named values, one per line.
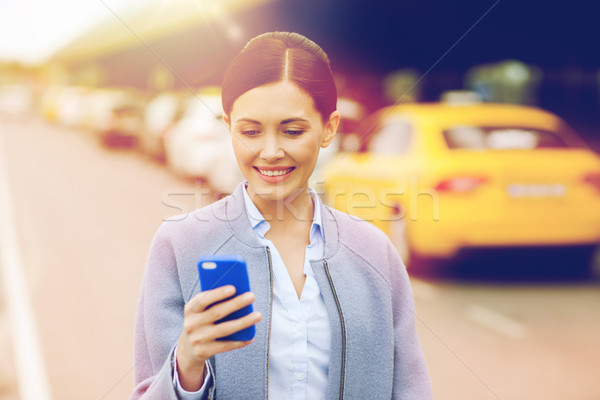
left=176, top=285, right=262, bottom=391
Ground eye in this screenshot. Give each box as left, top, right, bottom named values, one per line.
left=284, top=129, right=304, bottom=136
left=241, top=130, right=260, bottom=137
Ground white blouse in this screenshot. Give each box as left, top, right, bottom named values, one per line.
left=243, top=184, right=331, bottom=400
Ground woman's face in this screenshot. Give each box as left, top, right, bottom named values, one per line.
left=225, top=81, right=339, bottom=203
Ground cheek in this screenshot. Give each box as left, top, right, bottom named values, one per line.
left=231, top=137, right=254, bottom=166
left=293, top=139, right=322, bottom=163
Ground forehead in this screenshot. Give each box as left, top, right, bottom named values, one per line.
left=230, top=81, right=319, bottom=122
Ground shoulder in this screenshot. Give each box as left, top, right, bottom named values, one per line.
left=322, top=207, right=409, bottom=305
left=324, top=205, right=393, bottom=254
left=152, top=195, right=234, bottom=252
left=323, top=205, right=401, bottom=277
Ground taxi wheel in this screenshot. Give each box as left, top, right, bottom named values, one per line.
left=588, top=244, right=600, bottom=280
left=406, top=249, right=442, bottom=277
left=565, top=244, right=600, bottom=280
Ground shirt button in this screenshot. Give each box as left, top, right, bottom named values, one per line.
left=296, top=323, right=303, bottom=331
left=295, top=373, right=304, bottom=381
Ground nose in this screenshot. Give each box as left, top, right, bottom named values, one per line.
left=259, top=132, right=285, bottom=161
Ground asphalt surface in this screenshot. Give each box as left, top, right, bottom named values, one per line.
left=0, top=116, right=599, bottom=400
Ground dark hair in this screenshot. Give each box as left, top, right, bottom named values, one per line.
left=222, top=32, right=337, bottom=122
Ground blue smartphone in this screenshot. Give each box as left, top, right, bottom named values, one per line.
left=197, top=255, right=255, bottom=341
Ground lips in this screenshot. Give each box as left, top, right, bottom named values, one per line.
left=255, top=167, right=294, bottom=177
left=253, top=166, right=295, bottom=183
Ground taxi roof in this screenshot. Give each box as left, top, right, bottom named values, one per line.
left=385, top=102, right=561, bottom=128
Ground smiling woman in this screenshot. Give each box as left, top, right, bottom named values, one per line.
left=131, top=32, right=432, bottom=400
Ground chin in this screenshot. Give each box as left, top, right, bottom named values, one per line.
left=248, top=180, right=306, bottom=202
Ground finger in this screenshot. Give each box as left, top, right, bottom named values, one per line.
left=207, top=311, right=262, bottom=341
left=180, top=294, right=256, bottom=342
left=204, top=292, right=256, bottom=323
left=185, top=285, right=236, bottom=314
left=208, top=339, right=254, bottom=355
left=183, top=312, right=259, bottom=357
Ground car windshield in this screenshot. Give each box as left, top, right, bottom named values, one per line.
left=443, top=125, right=585, bottom=150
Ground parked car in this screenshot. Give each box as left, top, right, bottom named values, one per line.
left=0, top=84, right=33, bottom=119
left=55, top=86, right=92, bottom=128
left=140, top=91, right=187, bottom=161
left=95, top=89, right=145, bottom=148
left=164, top=87, right=243, bottom=195
left=80, top=89, right=122, bottom=132
left=322, top=102, right=600, bottom=271
left=40, top=85, right=64, bottom=122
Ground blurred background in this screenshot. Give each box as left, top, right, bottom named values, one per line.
left=0, top=0, right=599, bottom=399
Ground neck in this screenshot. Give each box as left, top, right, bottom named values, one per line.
left=248, top=185, right=314, bottom=228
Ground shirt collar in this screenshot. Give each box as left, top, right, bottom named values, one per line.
left=242, top=182, right=323, bottom=242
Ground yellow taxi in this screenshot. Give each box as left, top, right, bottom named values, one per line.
left=321, top=101, right=600, bottom=268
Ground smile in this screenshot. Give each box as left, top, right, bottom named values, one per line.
left=256, top=167, right=295, bottom=177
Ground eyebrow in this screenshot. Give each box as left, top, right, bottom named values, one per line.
left=234, top=117, right=310, bottom=125
left=281, top=118, right=309, bottom=125
left=235, top=118, right=261, bottom=124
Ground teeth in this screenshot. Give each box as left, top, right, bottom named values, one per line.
left=258, top=168, right=292, bottom=177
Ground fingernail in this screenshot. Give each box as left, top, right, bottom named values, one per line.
left=225, top=285, right=236, bottom=295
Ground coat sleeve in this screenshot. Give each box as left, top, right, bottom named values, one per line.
left=130, top=223, right=212, bottom=400
left=386, top=242, right=434, bottom=400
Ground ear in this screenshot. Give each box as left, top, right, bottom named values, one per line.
left=222, top=113, right=232, bottom=135
left=222, top=113, right=230, bottom=127
left=321, top=110, right=340, bottom=148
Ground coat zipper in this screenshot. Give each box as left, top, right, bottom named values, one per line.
left=324, top=260, right=346, bottom=400
left=265, top=246, right=274, bottom=400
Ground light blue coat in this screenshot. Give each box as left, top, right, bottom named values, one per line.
left=131, top=183, right=433, bottom=399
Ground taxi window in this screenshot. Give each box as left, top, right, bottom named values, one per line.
left=443, top=126, right=571, bottom=150
left=367, top=120, right=412, bottom=154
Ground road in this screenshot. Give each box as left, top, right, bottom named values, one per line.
left=0, top=116, right=598, bottom=400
